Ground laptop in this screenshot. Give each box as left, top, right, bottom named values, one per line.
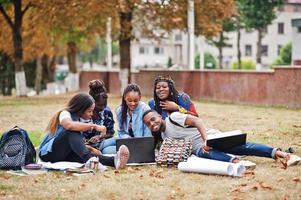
left=207, top=130, right=247, bottom=151
left=116, top=137, right=156, bottom=164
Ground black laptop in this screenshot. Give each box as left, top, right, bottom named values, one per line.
left=207, top=130, right=247, bottom=151
left=116, top=137, right=155, bottom=164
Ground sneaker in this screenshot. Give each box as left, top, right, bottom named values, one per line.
left=238, top=160, right=256, bottom=170
left=287, top=155, right=301, bottom=166
left=114, top=145, right=129, bottom=170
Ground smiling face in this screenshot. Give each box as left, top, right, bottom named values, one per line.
left=81, top=103, right=95, bottom=120
left=143, top=111, right=163, bottom=132
left=155, top=81, right=170, bottom=100
left=94, top=92, right=108, bottom=113
left=124, top=91, right=141, bottom=112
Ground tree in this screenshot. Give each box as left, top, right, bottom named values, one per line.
left=0, top=0, right=31, bottom=96
left=208, top=19, right=235, bottom=69
left=273, top=42, right=292, bottom=65
left=238, top=0, right=284, bottom=66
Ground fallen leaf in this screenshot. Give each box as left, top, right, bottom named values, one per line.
left=0, top=191, right=6, bottom=196
left=230, top=188, right=241, bottom=193
left=114, top=170, right=120, bottom=174
left=240, top=183, right=247, bottom=187
left=278, top=178, right=284, bottom=182
left=292, top=178, right=301, bottom=183
left=292, top=125, right=301, bottom=128
left=283, top=195, right=290, bottom=200
left=232, top=197, right=243, bottom=200
left=251, top=185, right=259, bottom=190
left=149, top=170, right=164, bottom=179
left=78, top=183, right=85, bottom=190
left=244, top=171, right=255, bottom=176
left=139, top=174, right=143, bottom=178
left=256, top=117, right=262, bottom=120
left=259, top=182, right=272, bottom=190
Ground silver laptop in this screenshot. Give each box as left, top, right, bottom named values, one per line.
left=116, top=137, right=156, bottom=165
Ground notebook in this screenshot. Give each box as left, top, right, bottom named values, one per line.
left=116, top=137, right=156, bottom=164
left=207, top=130, right=247, bottom=151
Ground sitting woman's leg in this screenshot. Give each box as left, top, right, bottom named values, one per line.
left=99, top=137, right=117, bottom=154
left=40, top=131, right=115, bottom=167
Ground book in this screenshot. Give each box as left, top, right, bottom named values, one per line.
left=207, top=130, right=247, bottom=151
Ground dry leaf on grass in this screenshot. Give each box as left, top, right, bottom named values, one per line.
left=230, top=188, right=241, bottom=193
left=283, top=195, right=290, bottom=200
left=244, top=171, right=255, bottom=176
left=240, top=183, right=248, bottom=187
left=114, top=170, right=120, bottom=174
left=78, top=183, right=86, bottom=190
left=103, top=174, right=111, bottom=178
left=292, top=178, right=301, bottom=183
left=149, top=170, right=164, bottom=179
left=232, top=197, right=243, bottom=200
left=292, top=125, right=301, bottom=128
left=259, top=182, right=272, bottom=190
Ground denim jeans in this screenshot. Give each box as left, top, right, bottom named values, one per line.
left=194, top=142, right=278, bottom=163
left=99, top=137, right=117, bottom=154
left=39, top=130, right=115, bottom=166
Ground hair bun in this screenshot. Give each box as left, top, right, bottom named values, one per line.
left=89, top=80, right=106, bottom=94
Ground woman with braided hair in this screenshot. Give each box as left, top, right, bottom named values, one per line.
left=148, top=74, right=198, bottom=119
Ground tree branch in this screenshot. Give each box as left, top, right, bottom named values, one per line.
left=0, top=5, right=14, bottom=29
left=21, top=2, right=31, bottom=16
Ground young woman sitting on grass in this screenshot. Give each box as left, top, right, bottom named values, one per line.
left=38, top=93, right=129, bottom=169
left=83, top=79, right=116, bottom=154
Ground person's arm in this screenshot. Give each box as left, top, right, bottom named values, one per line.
left=184, top=114, right=207, bottom=145
left=61, top=118, right=106, bottom=133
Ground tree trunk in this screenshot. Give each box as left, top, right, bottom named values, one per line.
left=43, top=54, right=56, bottom=83
left=34, top=57, right=43, bottom=94
left=236, top=18, right=241, bottom=69
left=218, top=32, right=224, bottom=69
left=13, top=0, right=27, bottom=96
left=119, top=10, right=132, bottom=92
left=256, top=28, right=263, bottom=65
left=67, top=42, right=77, bottom=73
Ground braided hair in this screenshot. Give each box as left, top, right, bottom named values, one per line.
left=121, top=84, right=141, bottom=128
left=153, top=75, right=179, bottom=115
left=88, top=80, right=108, bottom=107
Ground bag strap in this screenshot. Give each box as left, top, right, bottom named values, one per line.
left=168, top=116, right=194, bottom=128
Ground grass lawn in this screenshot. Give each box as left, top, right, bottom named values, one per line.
left=0, top=93, right=301, bottom=200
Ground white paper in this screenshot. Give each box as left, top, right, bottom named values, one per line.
left=178, top=156, right=245, bottom=177
left=38, top=160, right=84, bottom=170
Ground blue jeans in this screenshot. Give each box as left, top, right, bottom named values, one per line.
left=194, top=142, right=278, bottom=163
left=99, top=137, right=116, bottom=154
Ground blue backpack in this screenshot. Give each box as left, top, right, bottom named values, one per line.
left=0, top=127, right=36, bottom=170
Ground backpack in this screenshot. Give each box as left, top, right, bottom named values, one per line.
left=0, top=126, right=36, bottom=170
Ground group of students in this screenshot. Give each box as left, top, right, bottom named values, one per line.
left=39, top=75, right=300, bottom=170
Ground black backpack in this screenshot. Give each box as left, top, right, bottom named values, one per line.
left=0, top=126, right=36, bottom=170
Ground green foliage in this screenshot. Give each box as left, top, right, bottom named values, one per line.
left=231, top=59, right=255, bottom=70
left=237, top=0, right=284, bottom=30
left=195, top=52, right=217, bottom=69
left=273, top=42, right=292, bottom=66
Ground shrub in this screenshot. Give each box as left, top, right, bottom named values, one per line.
left=231, top=59, right=255, bottom=70
left=195, top=51, right=217, bottom=69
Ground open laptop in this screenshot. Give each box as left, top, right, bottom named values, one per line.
left=116, top=137, right=156, bottom=165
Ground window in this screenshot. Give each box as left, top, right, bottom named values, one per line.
left=278, top=23, right=284, bottom=34
left=261, top=45, right=268, bottom=57
left=277, top=45, right=282, bottom=55
left=175, top=34, right=182, bottom=41
left=154, top=47, right=164, bottom=54
left=298, top=26, right=301, bottom=33
left=139, top=46, right=149, bottom=54
left=245, top=45, right=252, bottom=56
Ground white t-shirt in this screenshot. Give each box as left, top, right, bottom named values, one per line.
left=59, top=110, right=72, bottom=123
left=163, top=112, right=205, bottom=152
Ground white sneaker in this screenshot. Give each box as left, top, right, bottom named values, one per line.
left=238, top=160, right=256, bottom=170
left=287, top=155, right=301, bottom=166
left=114, top=145, right=129, bottom=170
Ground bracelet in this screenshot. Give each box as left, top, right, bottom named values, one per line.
left=90, top=124, right=95, bottom=131
left=177, top=105, right=187, bottom=114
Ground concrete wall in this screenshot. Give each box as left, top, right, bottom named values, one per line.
left=80, top=67, right=301, bottom=108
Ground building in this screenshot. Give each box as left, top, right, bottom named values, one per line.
left=291, top=18, right=301, bottom=65
left=130, top=1, right=301, bottom=69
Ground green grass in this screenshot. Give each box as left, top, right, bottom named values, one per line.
left=0, top=94, right=300, bottom=200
